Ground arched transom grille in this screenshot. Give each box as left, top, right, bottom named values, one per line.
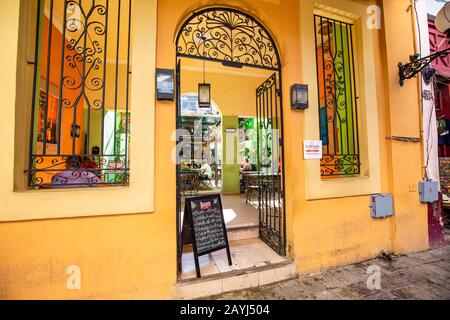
left=176, top=8, right=280, bottom=71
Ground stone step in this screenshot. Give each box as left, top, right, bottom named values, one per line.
left=173, top=261, right=297, bottom=300
left=227, top=225, right=259, bottom=242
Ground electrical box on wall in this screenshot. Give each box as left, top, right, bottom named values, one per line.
left=370, top=194, right=394, bottom=219
left=419, top=180, right=439, bottom=203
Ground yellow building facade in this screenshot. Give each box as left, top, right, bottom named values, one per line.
left=0, top=0, right=430, bottom=299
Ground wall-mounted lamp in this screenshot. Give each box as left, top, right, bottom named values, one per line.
left=156, top=68, right=175, bottom=100
left=422, top=66, right=436, bottom=85
left=198, top=83, right=211, bottom=109
left=290, top=84, right=308, bottom=110
left=71, top=124, right=80, bottom=138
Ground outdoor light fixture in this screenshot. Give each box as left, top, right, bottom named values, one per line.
left=399, top=3, right=450, bottom=86
left=198, top=83, right=211, bottom=108
left=156, top=68, right=175, bottom=100
left=198, top=61, right=211, bottom=108
left=290, top=84, right=309, bottom=109
left=422, top=66, right=437, bottom=85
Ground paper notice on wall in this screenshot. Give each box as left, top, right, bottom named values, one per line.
left=303, top=140, right=323, bottom=159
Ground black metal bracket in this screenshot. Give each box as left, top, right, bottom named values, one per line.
left=399, top=48, right=450, bottom=86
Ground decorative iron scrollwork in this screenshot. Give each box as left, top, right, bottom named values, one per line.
left=176, top=8, right=280, bottom=71
left=63, top=0, right=107, bottom=110
left=29, top=0, right=132, bottom=188
left=314, top=15, right=360, bottom=178
left=320, top=154, right=361, bottom=177
left=399, top=48, right=450, bottom=86
left=29, top=154, right=129, bottom=188
left=323, top=46, right=347, bottom=122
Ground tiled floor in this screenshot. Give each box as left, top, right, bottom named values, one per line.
left=180, top=238, right=286, bottom=280
left=180, top=194, right=258, bottom=229
left=221, top=195, right=258, bottom=228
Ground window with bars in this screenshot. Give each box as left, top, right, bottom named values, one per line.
left=28, top=0, right=132, bottom=188
left=314, top=15, right=360, bottom=178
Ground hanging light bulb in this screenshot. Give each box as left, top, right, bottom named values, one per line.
left=198, top=60, right=211, bottom=109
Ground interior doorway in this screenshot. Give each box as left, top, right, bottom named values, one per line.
left=175, top=7, right=286, bottom=280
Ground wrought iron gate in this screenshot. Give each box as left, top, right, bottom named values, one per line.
left=256, top=73, right=285, bottom=255
left=175, top=7, right=287, bottom=260
left=176, top=59, right=183, bottom=272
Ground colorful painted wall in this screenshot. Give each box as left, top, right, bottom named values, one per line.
left=0, top=0, right=430, bottom=299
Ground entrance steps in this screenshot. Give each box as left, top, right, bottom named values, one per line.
left=176, top=234, right=296, bottom=299
left=227, top=225, right=259, bottom=242
left=174, top=260, right=297, bottom=299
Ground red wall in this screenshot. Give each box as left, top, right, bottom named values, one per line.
left=429, top=19, right=450, bottom=78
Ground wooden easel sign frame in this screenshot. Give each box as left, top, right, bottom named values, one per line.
left=181, top=194, right=232, bottom=278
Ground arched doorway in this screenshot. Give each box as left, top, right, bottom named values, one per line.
left=175, top=7, right=286, bottom=275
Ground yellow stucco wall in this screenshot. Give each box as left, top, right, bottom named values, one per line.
left=0, top=0, right=429, bottom=299
left=180, top=64, right=272, bottom=117
left=1, top=0, right=176, bottom=299
left=290, top=0, right=428, bottom=273
left=381, top=0, right=429, bottom=253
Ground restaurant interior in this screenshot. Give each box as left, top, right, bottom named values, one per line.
left=177, top=58, right=276, bottom=229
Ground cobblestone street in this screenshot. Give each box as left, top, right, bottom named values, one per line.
left=208, top=243, right=450, bottom=300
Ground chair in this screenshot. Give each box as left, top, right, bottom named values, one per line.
left=198, top=172, right=213, bottom=190
left=244, top=174, right=259, bottom=204
left=180, top=172, right=199, bottom=196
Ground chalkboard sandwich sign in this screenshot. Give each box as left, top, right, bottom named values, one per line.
left=180, top=194, right=232, bottom=278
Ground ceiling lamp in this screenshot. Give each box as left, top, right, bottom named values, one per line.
left=198, top=61, right=211, bottom=109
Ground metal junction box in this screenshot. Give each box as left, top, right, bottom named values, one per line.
left=370, top=194, right=394, bottom=219
left=419, top=180, right=439, bottom=203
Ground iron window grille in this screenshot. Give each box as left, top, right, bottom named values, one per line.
left=28, top=0, right=132, bottom=188
left=314, top=15, right=360, bottom=177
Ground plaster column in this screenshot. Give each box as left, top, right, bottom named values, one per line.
left=382, top=0, right=429, bottom=253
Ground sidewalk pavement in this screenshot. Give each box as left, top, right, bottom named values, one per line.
left=208, top=243, right=450, bottom=300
